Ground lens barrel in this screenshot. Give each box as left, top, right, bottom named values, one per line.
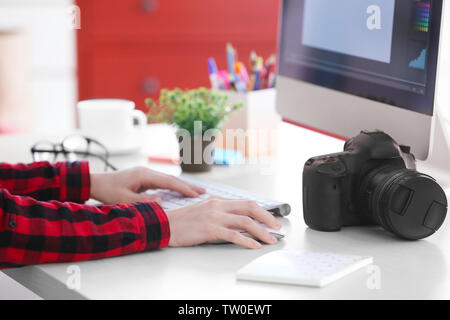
left=362, top=167, right=447, bottom=240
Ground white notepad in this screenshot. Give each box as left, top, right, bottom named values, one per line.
left=237, top=250, right=373, bottom=288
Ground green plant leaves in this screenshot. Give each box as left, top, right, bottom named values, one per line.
left=145, top=88, right=243, bottom=136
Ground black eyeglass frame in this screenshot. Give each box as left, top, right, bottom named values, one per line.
left=30, top=135, right=118, bottom=172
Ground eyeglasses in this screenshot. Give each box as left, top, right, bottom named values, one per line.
left=31, top=135, right=118, bottom=172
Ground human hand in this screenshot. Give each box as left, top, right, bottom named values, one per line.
left=90, top=167, right=205, bottom=205
left=166, top=197, right=282, bottom=249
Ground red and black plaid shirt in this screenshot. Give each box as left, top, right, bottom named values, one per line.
left=0, top=161, right=170, bottom=269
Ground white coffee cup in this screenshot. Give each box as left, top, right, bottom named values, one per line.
left=77, top=99, right=147, bottom=154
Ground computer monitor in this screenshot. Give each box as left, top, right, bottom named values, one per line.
left=276, top=0, right=446, bottom=161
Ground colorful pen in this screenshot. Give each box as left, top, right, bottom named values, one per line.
left=236, top=62, right=250, bottom=86
left=265, top=54, right=277, bottom=89
left=207, top=57, right=221, bottom=90
left=218, top=70, right=232, bottom=90
left=226, top=43, right=236, bottom=76
left=253, top=56, right=264, bottom=91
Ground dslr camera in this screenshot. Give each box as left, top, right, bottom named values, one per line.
left=303, top=131, right=447, bottom=240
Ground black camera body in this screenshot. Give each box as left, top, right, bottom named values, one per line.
left=303, top=131, right=447, bottom=240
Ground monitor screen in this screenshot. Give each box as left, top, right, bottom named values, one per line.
left=279, top=0, right=443, bottom=116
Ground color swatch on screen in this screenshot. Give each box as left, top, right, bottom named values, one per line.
left=413, top=1, right=431, bottom=32
left=409, top=49, right=427, bottom=69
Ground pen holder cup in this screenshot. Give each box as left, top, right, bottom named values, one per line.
left=215, top=88, right=280, bottom=158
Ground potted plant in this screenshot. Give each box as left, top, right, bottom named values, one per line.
left=146, top=88, right=242, bottom=172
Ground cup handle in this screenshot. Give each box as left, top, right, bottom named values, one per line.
left=132, top=110, right=147, bottom=132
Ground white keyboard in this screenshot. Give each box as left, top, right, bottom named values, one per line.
left=237, top=250, right=373, bottom=287
left=148, top=175, right=291, bottom=217
left=147, top=175, right=291, bottom=244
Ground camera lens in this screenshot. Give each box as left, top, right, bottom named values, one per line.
left=361, top=167, right=447, bottom=240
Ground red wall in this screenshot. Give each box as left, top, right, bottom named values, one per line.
left=76, top=0, right=281, bottom=112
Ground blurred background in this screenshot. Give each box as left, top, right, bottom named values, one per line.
left=0, top=0, right=280, bottom=134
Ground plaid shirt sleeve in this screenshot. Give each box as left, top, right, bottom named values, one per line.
left=0, top=162, right=170, bottom=269
left=0, top=161, right=90, bottom=203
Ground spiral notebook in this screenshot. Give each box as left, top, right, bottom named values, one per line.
left=237, top=250, right=373, bottom=288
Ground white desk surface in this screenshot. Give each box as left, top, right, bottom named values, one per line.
left=1, top=123, right=450, bottom=300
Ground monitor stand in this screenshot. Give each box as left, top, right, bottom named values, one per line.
left=417, top=112, right=450, bottom=189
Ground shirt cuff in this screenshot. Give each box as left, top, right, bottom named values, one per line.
left=132, top=201, right=171, bottom=250
left=59, top=161, right=91, bottom=203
